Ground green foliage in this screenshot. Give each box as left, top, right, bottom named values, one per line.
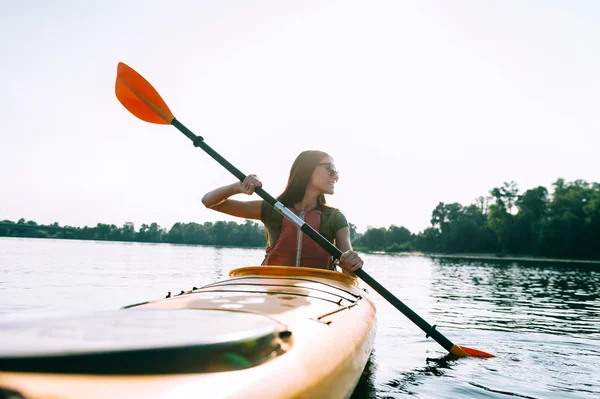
left=351, top=178, right=600, bottom=261
left=0, top=219, right=265, bottom=248
left=385, top=241, right=413, bottom=253
left=2, top=177, right=598, bottom=261
left=352, top=224, right=415, bottom=253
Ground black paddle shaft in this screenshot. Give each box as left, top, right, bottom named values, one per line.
left=171, top=118, right=455, bottom=352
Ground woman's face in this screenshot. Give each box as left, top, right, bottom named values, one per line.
left=310, top=155, right=339, bottom=195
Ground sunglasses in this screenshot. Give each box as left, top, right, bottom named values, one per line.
left=317, top=163, right=339, bottom=178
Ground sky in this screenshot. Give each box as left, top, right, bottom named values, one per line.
left=0, top=0, right=598, bottom=234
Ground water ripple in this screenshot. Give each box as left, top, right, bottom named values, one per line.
left=2, top=239, right=600, bottom=398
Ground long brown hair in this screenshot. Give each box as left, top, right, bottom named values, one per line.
left=278, top=150, right=331, bottom=211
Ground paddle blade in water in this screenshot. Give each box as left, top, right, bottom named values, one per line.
left=450, top=344, right=495, bottom=358
left=115, top=62, right=175, bottom=124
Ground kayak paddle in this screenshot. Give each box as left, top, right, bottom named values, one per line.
left=114, top=62, right=494, bottom=358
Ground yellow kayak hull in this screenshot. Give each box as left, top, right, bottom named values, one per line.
left=0, top=266, right=377, bottom=399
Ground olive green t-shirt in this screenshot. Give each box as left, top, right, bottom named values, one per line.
left=260, top=201, right=349, bottom=247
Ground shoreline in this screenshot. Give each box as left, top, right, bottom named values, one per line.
left=367, top=250, right=600, bottom=265
left=3, top=236, right=600, bottom=265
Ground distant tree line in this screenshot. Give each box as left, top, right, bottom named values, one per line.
left=352, top=178, right=600, bottom=260
left=0, top=219, right=265, bottom=248
left=2, top=178, right=598, bottom=260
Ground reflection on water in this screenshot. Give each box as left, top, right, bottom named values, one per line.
left=351, top=354, right=378, bottom=399
left=429, top=259, right=600, bottom=338
left=1, top=238, right=599, bottom=398
left=353, top=352, right=454, bottom=399
left=211, top=246, right=225, bottom=281
left=363, top=256, right=600, bottom=398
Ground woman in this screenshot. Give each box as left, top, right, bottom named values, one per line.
left=201, top=150, right=364, bottom=273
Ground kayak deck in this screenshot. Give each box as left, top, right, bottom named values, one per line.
left=0, top=266, right=377, bottom=399
left=0, top=309, right=290, bottom=374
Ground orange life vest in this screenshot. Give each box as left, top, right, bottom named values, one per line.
left=263, top=209, right=332, bottom=269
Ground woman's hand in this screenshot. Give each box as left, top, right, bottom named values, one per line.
left=237, top=174, right=262, bottom=195
left=337, top=250, right=364, bottom=274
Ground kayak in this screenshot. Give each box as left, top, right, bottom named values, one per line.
left=0, top=266, right=377, bottom=399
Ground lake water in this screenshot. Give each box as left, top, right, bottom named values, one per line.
left=1, top=237, right=599, bottom=398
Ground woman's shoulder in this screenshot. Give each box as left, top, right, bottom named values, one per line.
left=321, top=204, right=343, bottom=215
left=321, top=205, right=347, bottom=224
left=319, top=205, right=348, bottom=235
left=261, top=200, right=283, bottom=221
left=261, top=200, right=277, bottom=214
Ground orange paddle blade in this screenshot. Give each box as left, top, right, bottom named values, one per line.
left=115, top=62, right=175, bottom=124
left=450, top=344, right=495, bottom=358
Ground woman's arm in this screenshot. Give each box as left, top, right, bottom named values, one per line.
left=335, top=227, right=364, bottom=272
left=201, top=175, right=263, bottom=220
